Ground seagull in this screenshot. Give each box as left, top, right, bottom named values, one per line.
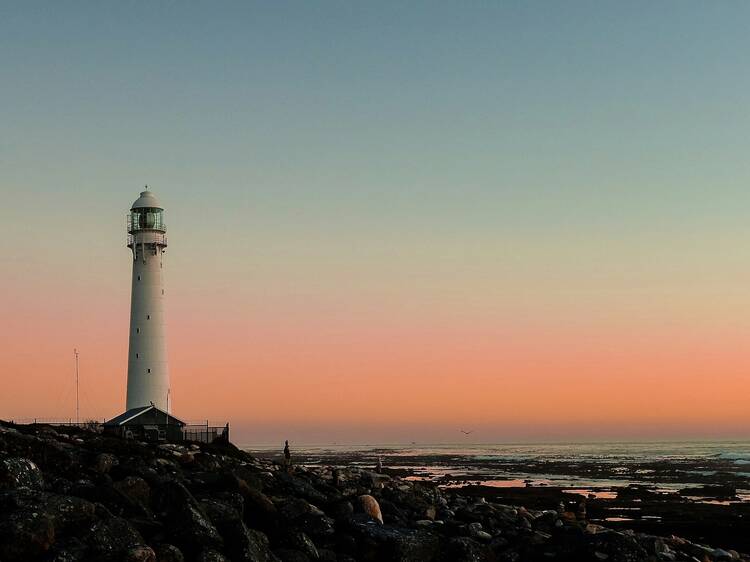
left=460, top=429, right=473, bottom=435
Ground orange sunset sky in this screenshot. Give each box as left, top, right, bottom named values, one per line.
left=3, top=3, right=750, bottom=443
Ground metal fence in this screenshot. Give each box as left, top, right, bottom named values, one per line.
left=183, top=423, right=230, bottom=444
left=8, top=419, right=230, bottom=445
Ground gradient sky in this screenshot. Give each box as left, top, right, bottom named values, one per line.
left=3, top=2, right=750, bottom=444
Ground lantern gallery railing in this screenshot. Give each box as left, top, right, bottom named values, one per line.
left=127, top=232, right=168, bottom=247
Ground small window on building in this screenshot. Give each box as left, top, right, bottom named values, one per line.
left=137, top=275, right=141, bottom=281
left=147, top=315, right=150, bottom=320
left=136, top=353, right=139, bottom=358
left=136, top=328, right=140, bottom=334
left=162, top=289, right=164, bottom=295
left=147, top=368, right=151, bottom=373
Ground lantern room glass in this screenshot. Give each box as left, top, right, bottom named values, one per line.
left=130, top=208, right=165, bottom=231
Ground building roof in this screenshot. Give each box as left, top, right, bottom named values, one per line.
left=131, top=188, right=164, bottom=210
left=104, top=405, right=185, bottom=427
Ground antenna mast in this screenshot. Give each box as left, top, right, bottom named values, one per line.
left=74, top=349, right=80, bottom=425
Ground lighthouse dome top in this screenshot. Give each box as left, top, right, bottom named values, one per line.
left=131, top=188, right=164, bottom=210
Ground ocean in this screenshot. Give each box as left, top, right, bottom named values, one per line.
left=244, top=441, right=750, bottom=496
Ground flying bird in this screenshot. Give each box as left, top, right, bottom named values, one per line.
left=460, top=429, right=473, bottom=435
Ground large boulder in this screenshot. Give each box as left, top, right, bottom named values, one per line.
left=153, top=481, right=223, bottom=552
left=357, top=495, right=383, bottom=524
left=113, top=476, right=151, bottom=508
left=197, top=549, right=230, bottom=562
left=0, top=488, right=98, bottom=560
left=345, top=513, right=440, bottom=561
left=275, top=530, right=319, bottom=560
left=200, top=498, right=278, bottom=562
left=240, top=485, right=279, bottom=533
left=86, top=516, right=149, bottom=561
left=153, top=543, right=185, bottom=562
left=0, top=457, right=44, bottom=490
left=0, top=507, right=55, bottom=560
left=277, top=498, right=334, bottom=539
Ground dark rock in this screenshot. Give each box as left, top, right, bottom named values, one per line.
left=47, top=536, right=89, bottom=562
left=316, top=548, right=337, bottom=562
left=201, top=497, right=277, bottom=562
left=0, top=456, right=44, bottom=490
left=153, top=481, right=223, bottom=552
left=276, top=472, right=329, bottom=505
left=327, top=499, right=354, bottom=521
left=125, top=544, right=157, bottom=561
left=584, top=531, right=648, bottom=562
left=0, top=507, right=55, bottom=560
left=276, top=530, right=319, bottom=560
left=241, top=485, right=279, bottom=533
left=277, top=497, right=335, bottom=538
left=86, top=516, right=147, bottom=561
left=274, top=548, right=311, bottom=562
left=442, top=537, right=488, bottom=562
left=345, top=513, right=440, bottom=561
left=153, top=543, right=185, bottom=562
left=197, top=548, right=230, bottom=562
left=70, top=482, right=146, bottom=517
left=94, top=452, right=118, bottom=473
left=0, top=487, right=97, bottom=559
left=114, top=476, right=151, bottom=507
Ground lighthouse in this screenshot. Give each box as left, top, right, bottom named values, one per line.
left=125, top=188, right=170, bottom=412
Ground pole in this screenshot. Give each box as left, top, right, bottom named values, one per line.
left=74, top=349, right=80, bottom=425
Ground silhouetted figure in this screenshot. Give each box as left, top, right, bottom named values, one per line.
left=332, top=467, right=342, bottom=487
left=577, top=498, right=587, bottom=521
left=283, top=440, right=291, bottom=471
left=376, top=457, right=383, bottom=473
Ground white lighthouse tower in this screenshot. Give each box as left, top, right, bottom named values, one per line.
left=125, top=188, right=170, bottom=412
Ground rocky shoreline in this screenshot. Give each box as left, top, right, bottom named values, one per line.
left=275, top=447, right=750, bottom=554
left=2, top=422, right=748, bottom=562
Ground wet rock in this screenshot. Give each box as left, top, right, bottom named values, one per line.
left=154, top=543, right=185, bottom=562
left=585, top=531, right=648, bottom=562
left=444, top=536, right=487, bottom=562
left=86, top=516, right=147, bottom=561
left=114, top=476, right=151, bottom=507
left=277, top=530, right=319, bottom=560
left=326, top=499, right=354, bottom=521
left=345, top=513, right=440, bottom=561
left=95, top=453, right=118, bottom=473
left=125, top=544, right=157, bottom=561
left=0, top=507, right=56, bottom=560
left=197, top=548, right=230, bottom=562
left=153, top=481, right=223, bottom=552
left=0, top=457, right=44, bottom=490
left=240, top=484, right=279, bottom=532
left=277, top=497, right=334, bottom=538
left=274, top=548, right=311, bottom=562
left=200, top=497, right=278, bottom=562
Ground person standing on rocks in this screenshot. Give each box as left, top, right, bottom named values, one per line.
left=283, top=440, right=292, bottom=471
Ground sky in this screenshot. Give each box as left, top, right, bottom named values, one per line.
left=2, top=2, right=750, bottom=444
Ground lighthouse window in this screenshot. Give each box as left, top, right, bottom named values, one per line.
left=137, top=275, right=141, bottom=281
left=136, top=328, right=140, bottom=334
left=147, top=368, right=151, bottom=373
left=147, top=315, right=150, bottom=320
